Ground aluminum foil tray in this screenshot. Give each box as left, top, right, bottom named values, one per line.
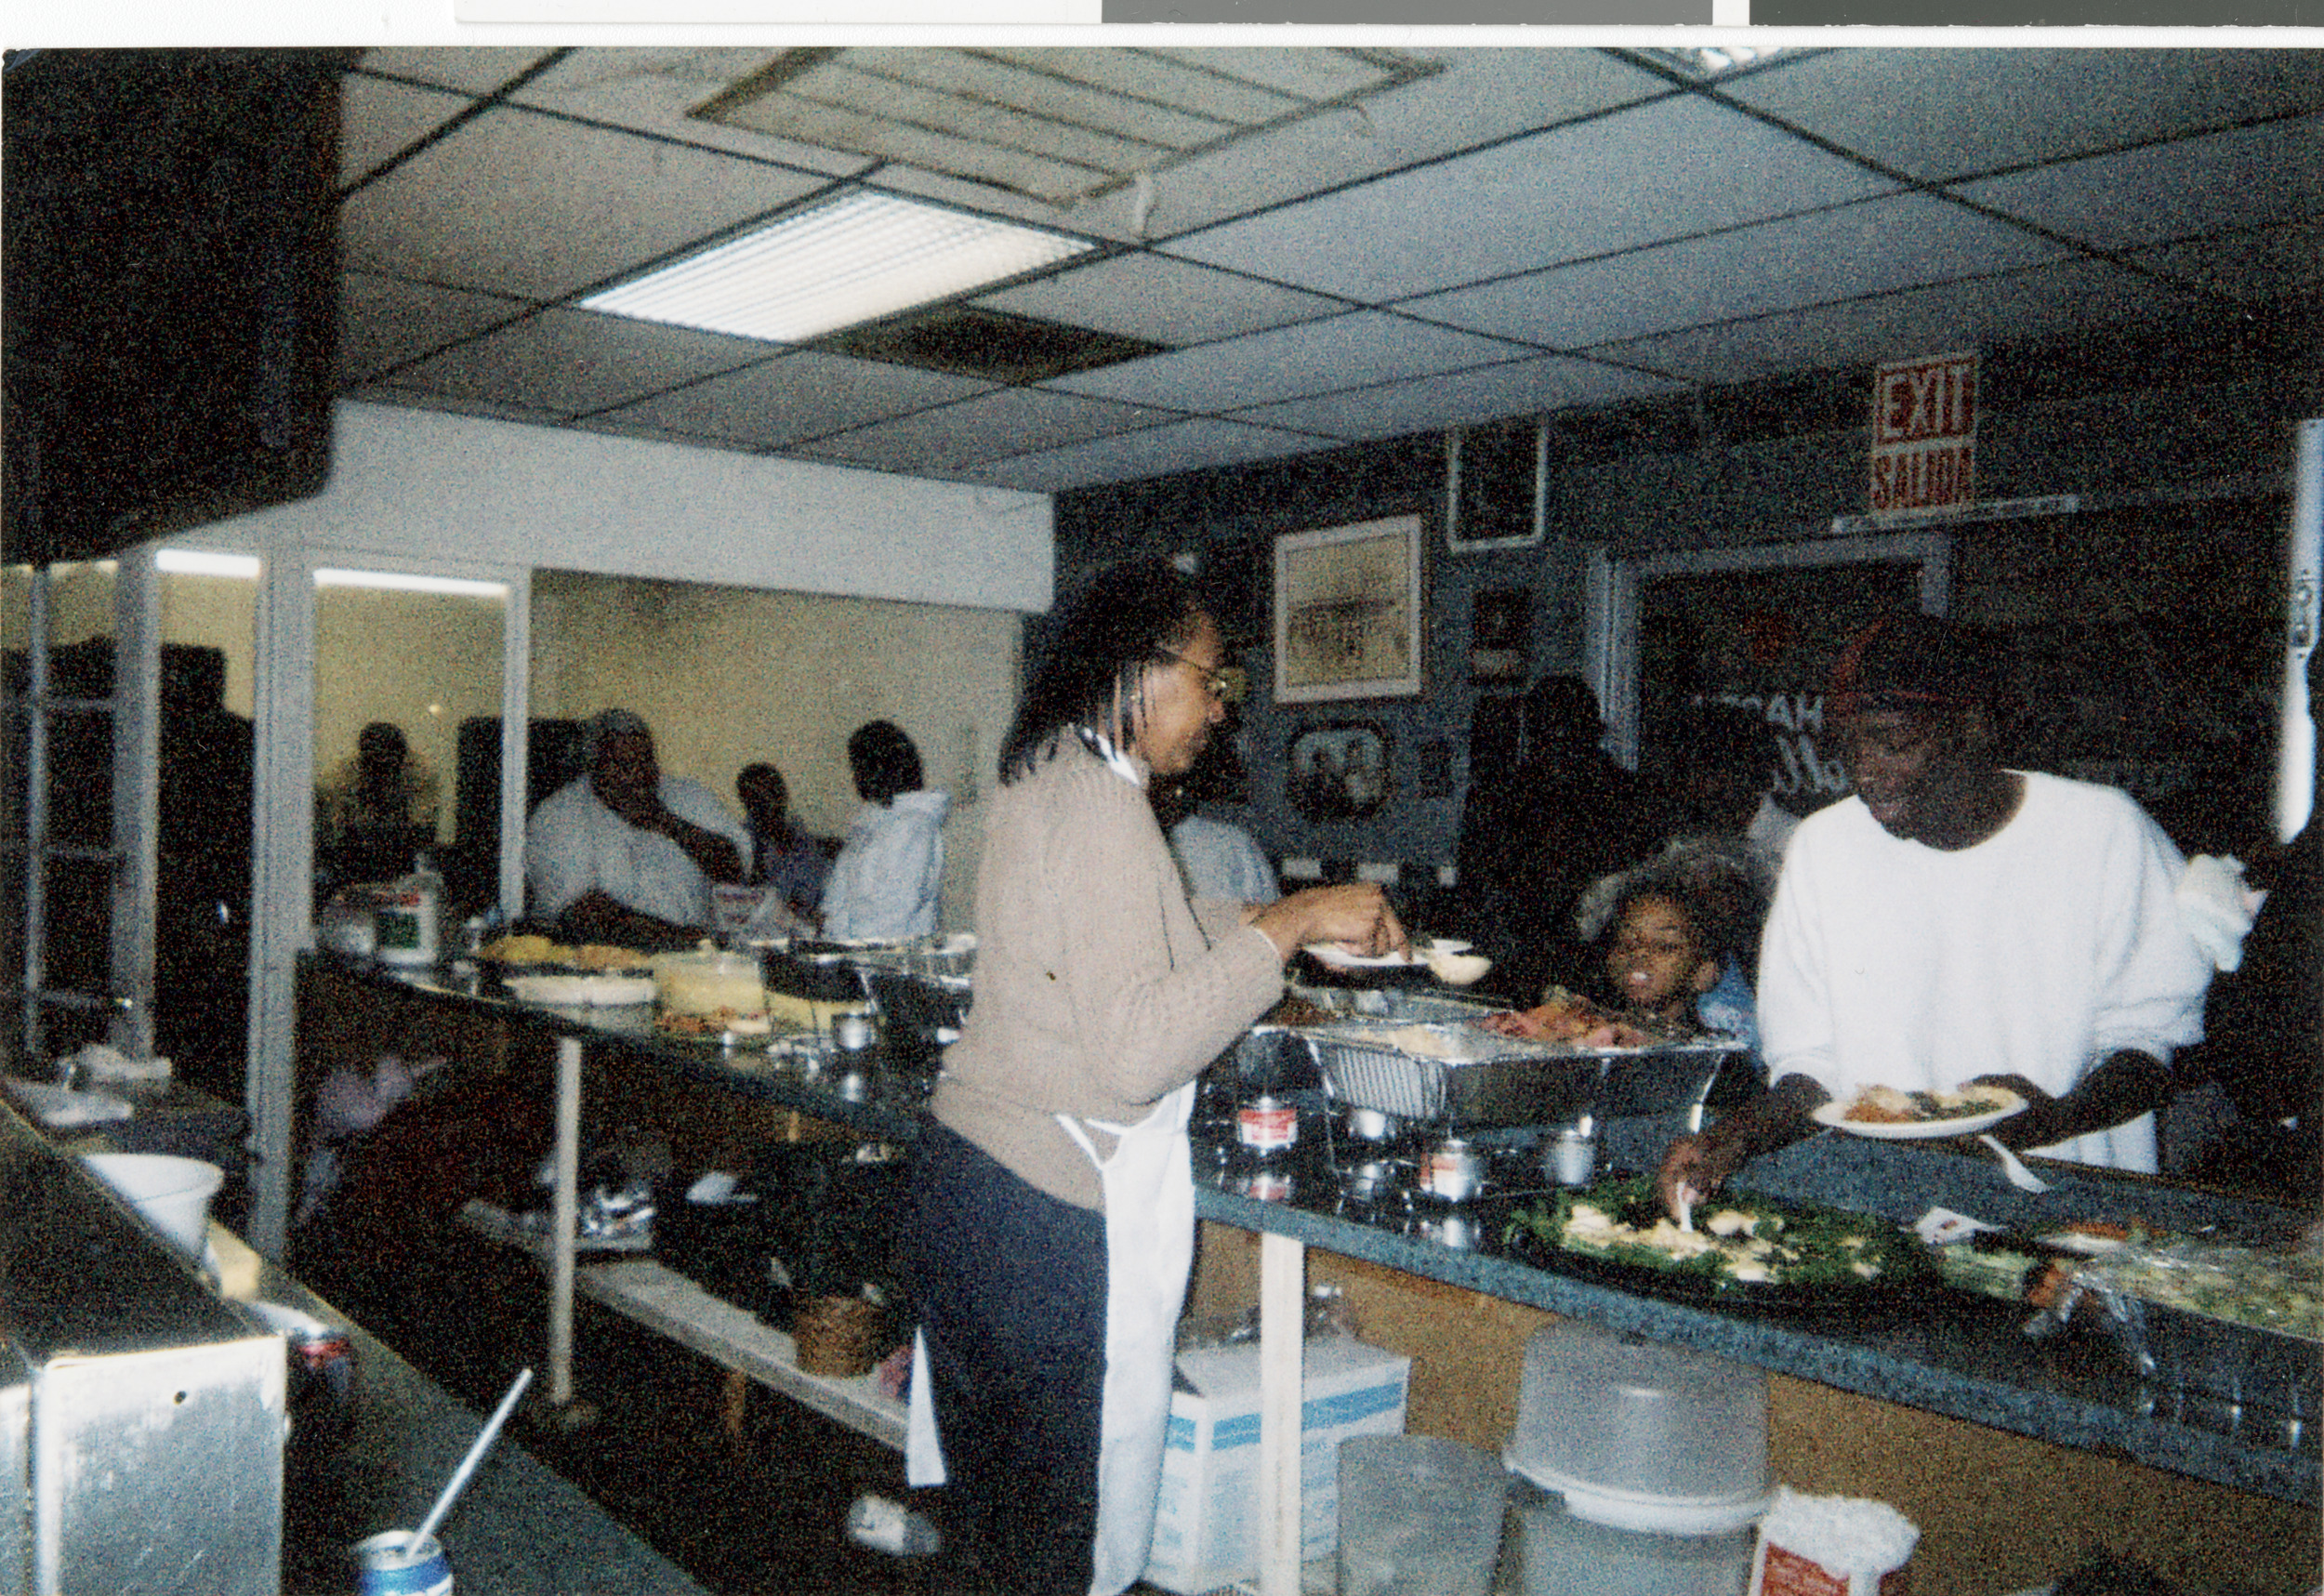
left=1295, top=1022, right=1600, bottom=1130
left=1283, top=1021, right=1744, bottom=1130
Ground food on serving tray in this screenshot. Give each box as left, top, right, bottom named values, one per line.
left=566, top=943, right=652, bottom=971
left=1841, top=1083, right=2018, bottom=1125
left=479, top=934, right=651, bottom=971
left=1264, top=993, right=1337, bottom=1028
left=1479, top=989, right=1661, bottom=1049
left=479, top=932, right=561, bottom=965
left=654, top=1007, right=772, bottom=1037
left=2059, top=1233, right=2324, bottom=1340
left=1505, top=1175, right=1921, bottom=1291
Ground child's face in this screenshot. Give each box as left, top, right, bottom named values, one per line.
left=1607, top=895, right=1719, bottom=1019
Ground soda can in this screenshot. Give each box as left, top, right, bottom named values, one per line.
left=354, top=1530, right=453, bottom=1596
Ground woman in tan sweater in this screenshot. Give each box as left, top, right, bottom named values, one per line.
left=905, top=558, right=1402, bottom=1596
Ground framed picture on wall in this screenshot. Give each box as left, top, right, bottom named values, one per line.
left=1446, top=418, right=1547, bottom=553
left=1286, top=721, right=1392, bottom=823
left=1274, top=514, right=1424, bottom=704
left=1469, top=587, right=1531, bottom=683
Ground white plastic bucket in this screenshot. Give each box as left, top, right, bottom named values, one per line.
left=81, top=1153, right=223, bottom=1257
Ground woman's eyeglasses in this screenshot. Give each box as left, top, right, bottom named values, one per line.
left=1155, top=648, right=1248, bottom=706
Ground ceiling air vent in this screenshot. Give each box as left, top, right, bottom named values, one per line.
left=812, top=305, right=1166, bottom=384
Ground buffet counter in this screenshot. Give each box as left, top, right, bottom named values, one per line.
left=297, top=953, right=2320, bottom=1595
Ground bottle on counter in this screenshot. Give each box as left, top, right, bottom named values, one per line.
left=374, top=854, right=442, bottom=966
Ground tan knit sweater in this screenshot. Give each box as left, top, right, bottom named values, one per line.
left=931, top=739, right=1284, bottom=1211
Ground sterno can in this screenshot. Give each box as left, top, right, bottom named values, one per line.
left=1236, top=1095, right=1297, bottom=1154
left=354, top=1530, right=453, bottom=1596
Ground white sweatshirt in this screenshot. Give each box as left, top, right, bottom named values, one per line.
left=1759, top=772, right=2212, bottom=1171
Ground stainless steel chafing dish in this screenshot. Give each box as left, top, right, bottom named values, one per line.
left=1260, top=1009, right=1747, bottom=1134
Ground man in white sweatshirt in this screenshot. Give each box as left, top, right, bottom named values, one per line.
left=1658, top=613, right=2212, bottom=1209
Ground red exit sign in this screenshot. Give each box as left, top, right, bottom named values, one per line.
left=1868, top=351, right=1977, bottom=512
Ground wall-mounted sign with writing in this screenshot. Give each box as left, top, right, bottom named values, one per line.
left=1868, top=350, right=1977, bottom=513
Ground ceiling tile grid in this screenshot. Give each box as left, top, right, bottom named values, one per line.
left=1155, top=96, right=1903, bottom=304
left=588, top=349, right=996, bottom=448
left=339, top=105, right=835, bottom=301
left=789, top=386, right=1182, bottom=474
left=1039, top=311, right=1538, bottom=411
left=1400, top=192, right=2070, bottom=351
left=325, top=45, right=2324, bottom=495
left=388, top=308, right=776, bottom=415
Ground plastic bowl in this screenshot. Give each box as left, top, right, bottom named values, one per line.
left=80, top=1152, right=223, bottom=1257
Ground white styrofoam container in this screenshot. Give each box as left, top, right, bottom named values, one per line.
left=1142, top=1336, right=1413, bottom=1596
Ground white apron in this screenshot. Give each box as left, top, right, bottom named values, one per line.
left=904, top=1083, right=1199, bottom=1596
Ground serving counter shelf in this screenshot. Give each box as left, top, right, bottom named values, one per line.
left=297, top=954, right=2319, bottom=1596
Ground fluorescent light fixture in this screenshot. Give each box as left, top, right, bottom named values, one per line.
left=157, top=549, right=261, bottom=578
left=314, top=569, right=509, bottom=598
left=580, top=191, right=1098, bottom=346
left=1638, top=44, right=1789, bottom=77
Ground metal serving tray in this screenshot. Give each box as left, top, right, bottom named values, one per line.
left=1274, top=1019, right=1745, bottom=1132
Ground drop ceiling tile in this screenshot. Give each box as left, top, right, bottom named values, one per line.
left=957, top=418, right=1338, bottom=491
left=1718, top=47, right=2324, bottom=183
left=1233, top=356, right=1680, bottom=440
left=1955, top=114, right=2324, bottom=253
left=973, top=254, right=1345, bottom=346
left=354, top=47, right=562, bottom=98
left=1160, top=96, right=1900, bottom=304
left=1091, top=47, right=1675, bottom=244
left=508, top=47, right=879, bottom=177
left=339, top=272, right=535, bottom=383
left=2130, top=221, right=2324, bottom=304
left=339, top=75, right=477, bottom=186
left=1043, top=312, right=1532, bottom=411
left=1405, top=193, right=2066, bottom=350
left=1598, top=258, right=2206, bottom=387
left=390, top=308, right=775, bottom=415
left=788, top=388, right=1177, bottom=473
left=594, top=350, right=996, bottom=446
left=337, top=105, right=834, bottom=301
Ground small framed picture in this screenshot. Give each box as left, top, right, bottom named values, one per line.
left=1446, top=418, right=1547, bottom=553
left=1469, top=587, right=1531, bottom=684
left=1273, top=514, right=1424, bottom=704
left=1286, top=722, right=1392, bottom=823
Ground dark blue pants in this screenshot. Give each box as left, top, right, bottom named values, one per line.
left=906, top=1123, right=1109, bottom=1596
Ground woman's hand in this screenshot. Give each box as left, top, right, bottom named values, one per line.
left=1248, top=883, right=1406, bottom=962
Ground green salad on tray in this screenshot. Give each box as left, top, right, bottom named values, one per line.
left=1505, top=1174, right=1924, bottom=1293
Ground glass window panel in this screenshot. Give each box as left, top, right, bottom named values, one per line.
left=157, top=565, right=258, bottom=1105
left=312, top=574, right=508, bottom=918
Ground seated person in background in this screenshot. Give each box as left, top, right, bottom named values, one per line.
left=737, top=761, right=832, bottom=922
left=522, top=708, right=750, bottom=950
left=316, top=720, right=441, bottom=883
left=1154, top=733, right=1278, bottom=907
left=821, top=720, right=950, bottom=942
left=1657, top=613, right=2212, bottom=1217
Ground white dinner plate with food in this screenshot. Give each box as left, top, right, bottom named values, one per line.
left=1810, top=1087, right=2026, bottom=1141
left=1302, top=939, right=1471, bottom=970
left=504, top=972, right=657, bottom=1007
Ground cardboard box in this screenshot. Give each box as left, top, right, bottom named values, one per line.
left=1143, top=1336, right=1413, bottom=1596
